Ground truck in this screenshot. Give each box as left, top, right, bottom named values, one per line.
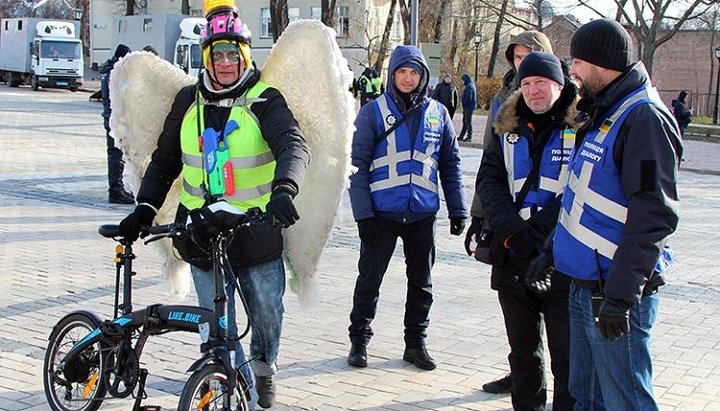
left=0, top=18, right=83, bottom=91
left=111, top=14, right=205, bottom=79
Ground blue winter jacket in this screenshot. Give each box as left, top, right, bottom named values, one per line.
left=348, top=45, right=467, bottom=224
left=461, top=73, right=477, bottom=110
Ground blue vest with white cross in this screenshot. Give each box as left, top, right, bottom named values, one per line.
left=553, top=86, right=674, bottom=280
left=368, top=94, right=445, bottom=214
left=499, top=127, right=575, bottom=220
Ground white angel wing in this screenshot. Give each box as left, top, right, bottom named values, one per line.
left=261, top=20, right=355, bottom=306
left=109, top=51, right=195, bottom=298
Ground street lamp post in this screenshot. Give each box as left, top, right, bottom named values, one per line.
left=474, top=31, right=482, bottom=82
left=714, top=46, right=720, bottom=125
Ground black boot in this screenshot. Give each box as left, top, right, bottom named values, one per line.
left=403, top=345, right=436, bottom=370
left=347, top=343, right=367, bottom=368
left=255, top=374, right=276, bottom=409
left=109, top=186, right=135, bottom=204
left=482, top=373, right=512, bottom=394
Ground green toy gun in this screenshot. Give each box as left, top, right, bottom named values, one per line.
left=202, top=120, right=238, bottom=197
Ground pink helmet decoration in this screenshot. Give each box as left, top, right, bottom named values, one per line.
left=200, top=8, right=252, bottom=48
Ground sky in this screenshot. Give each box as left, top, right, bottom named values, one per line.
left=549, top=0, right=618, bottom=23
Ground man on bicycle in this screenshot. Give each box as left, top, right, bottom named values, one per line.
left=118, top=1, right=309, bottom=408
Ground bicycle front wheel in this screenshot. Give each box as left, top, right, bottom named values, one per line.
left=178, top=363, right=249, bottom=411
left=43, top=312, right=106, bottom=411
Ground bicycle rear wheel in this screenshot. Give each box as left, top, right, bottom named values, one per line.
left=178, top=363, right=249, bottom=411
left=43, top=312, right=106, bottom=411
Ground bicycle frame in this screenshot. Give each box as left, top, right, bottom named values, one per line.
left=53, top=220, right=252, bottom=409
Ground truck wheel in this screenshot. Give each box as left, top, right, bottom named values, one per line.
left=8, top=72, right=20, bottom=87
left=69, top=86, right=79, bottom=92
left=31, top=75, right=39, bottom=91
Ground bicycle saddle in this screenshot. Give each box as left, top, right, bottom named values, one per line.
left=186, top=201, right=247, bottom=241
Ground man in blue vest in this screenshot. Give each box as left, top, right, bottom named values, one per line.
left=346, top=45, right=467, bottom=371
left=118, top=3, right=309, bottom=408
left=529, top=19, right=682, bottom=410
left=477, top=52, right=578, bottom=411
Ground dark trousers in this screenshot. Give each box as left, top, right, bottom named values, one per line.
left=498, top=290, right=574, bottom=411
left=457, top=108, right=473, bottom=139
left=105, top=120, right=125, bottom=193
left=349, top=216, right=435, bottom=348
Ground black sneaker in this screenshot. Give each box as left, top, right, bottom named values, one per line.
left=402, top=346, right=436, bottom=371
left=255, top=374, right=276, bottom=409
left=482, top=373, right=512, bottom=394
left=108, top=188, right=135, bottom=204
left=347, top=343, right=367, bottom=368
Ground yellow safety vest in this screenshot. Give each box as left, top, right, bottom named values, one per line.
left=179, top=82, right=276, bottom=211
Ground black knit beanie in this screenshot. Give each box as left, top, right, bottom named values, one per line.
left=571, top=19, right=632, bottom=71
left=114, top=44, right=131, bottom=59
left=517, top=52, right=565, bottom=86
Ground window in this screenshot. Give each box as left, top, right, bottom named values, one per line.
left=5, top=21, right=9, bottom=31
left=311, top=7, right=321, bottom=21
left=118, top=20, right=127, bottom=34
left=289, top=7, right=300, bottom=23
left=260, top=8, right=272, bottom=38
left=143, top=18, right=153, bottom=32
left=335, top=6, right=349, bottom=37
left=18, top=20, right=23, bottom=30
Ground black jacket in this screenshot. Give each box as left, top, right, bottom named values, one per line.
left=433, top=81, right=458, bottom=117
left=99, top=57, right=119, bottom=121
left=137, top=67, right=310, bottom=270
left=574, top=62, right=682, bottom=306
left=477, top=77, right=580, bottom=295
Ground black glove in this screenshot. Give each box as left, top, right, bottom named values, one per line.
left=450, top=217, right=465, bottom=236
left=463, top=217, right=482, bottom=256
left=357, top=218, right=379, bottom=243
left=597, top=299, right=631, bottom=340
left=266, top=189, right=299, bottom=228
left=119, top=204, right=156, bottom=241
left=525, top=252, right=555, bottom=294
left=508, top=227, right=541, bottom=258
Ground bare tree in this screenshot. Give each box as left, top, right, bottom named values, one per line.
left=578, top=0, right=715, bottom=76
left=181, top=0, right=189, bottom=15
left=373, top=0, right=398, bottom=73
left=0, top=0, right=32, bottom=17
left=321, top=0, right=337, bottom=28
left=486, top=0, right=509, bottom=77
left=269, top=0, right=288, bottom=42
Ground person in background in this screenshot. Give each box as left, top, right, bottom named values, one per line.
left=457, top=73, right=476, bottom=141
left=371, top=69, right=385, bottom=99
left=346, top=44, right=467, bottom=372
left=671, top=90, right=692, bottom=137
left=100, top=43, right=135, bottom=204
left=433, top=73, right=458, bottom=119
left=357, top=67, right=375, bottom=107
left=529, top=18, right=682, bottom=410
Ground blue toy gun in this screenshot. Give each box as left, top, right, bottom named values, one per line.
left=202, top=120, right=238, bottom=197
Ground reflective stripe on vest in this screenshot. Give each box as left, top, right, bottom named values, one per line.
left=368, top=95, right=444, bottom=214
left=500, top=128, right=574, bottom=220
left=554, top=86, right=672, bottom=280
left=179, top=81, right=275, bottom=211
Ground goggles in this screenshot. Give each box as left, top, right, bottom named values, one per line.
left=210, top=42, right=241, bottom=63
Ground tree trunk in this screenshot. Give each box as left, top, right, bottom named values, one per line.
left=486, top=0, right=509, bottom=78
left=321, top=0, right=337, bottom=28
left=433, top=0, right=449, bottom=43
left=270, top=0, right=289, bottom=42
left=125, top=0, right=134, bottom=15
left=399, top=0, right=411, bottom=44
left=373, top=0, right=398, bottom=73
left=181, top=0, right=190, bottom=15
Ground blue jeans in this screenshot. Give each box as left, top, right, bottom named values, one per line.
left=568, top=283, right=659, bottom=411
left=191, top=258, right=285, bottom=408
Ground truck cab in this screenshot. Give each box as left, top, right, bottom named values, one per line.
left=174, top=18, right=205, bottom=79
left=30, top=26, right=84, bottom=91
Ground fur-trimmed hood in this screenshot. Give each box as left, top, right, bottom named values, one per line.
left=493, top=78, right=581, bottom=134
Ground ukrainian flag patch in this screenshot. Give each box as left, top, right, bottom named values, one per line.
left=599, top=119, right=613, bottom=134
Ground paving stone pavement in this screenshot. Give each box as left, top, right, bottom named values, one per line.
left=1, top=86, right=719, bottom=410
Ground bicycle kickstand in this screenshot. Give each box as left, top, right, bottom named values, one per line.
left=132, top=368, right=161, bottom=411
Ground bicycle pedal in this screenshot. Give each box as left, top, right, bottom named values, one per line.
left=138, top=406, right=161, bottom=411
